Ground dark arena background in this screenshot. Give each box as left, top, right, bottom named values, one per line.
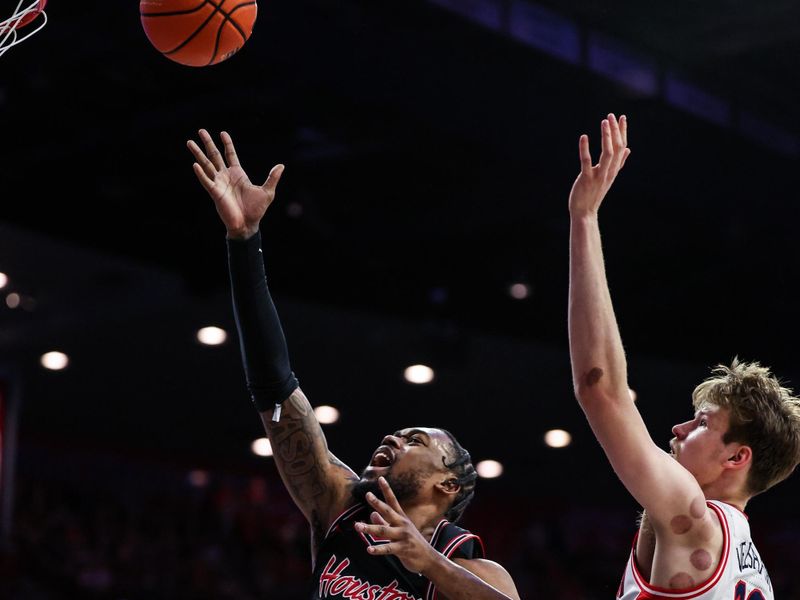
left=2, top=1, right=800, bottom=598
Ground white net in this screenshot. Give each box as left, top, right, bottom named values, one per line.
left=0, top=0, right=47, bottom=57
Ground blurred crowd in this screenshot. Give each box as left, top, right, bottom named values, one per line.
left=1, top=448, right=798, bottom=599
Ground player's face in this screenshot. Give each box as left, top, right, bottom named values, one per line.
left=363, top=427, right=452, bottom=485
left=669, top=404, right=735, bottom=485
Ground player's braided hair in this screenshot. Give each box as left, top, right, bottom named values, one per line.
left=440, top=429, right=478, bottom=523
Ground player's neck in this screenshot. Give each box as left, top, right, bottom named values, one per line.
left=701, top=477, right=749, bottom=512
left=401, top=502, right=448, bottom=540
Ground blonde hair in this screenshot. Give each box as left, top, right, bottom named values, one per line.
left=692, top=358, right=800, bottom=496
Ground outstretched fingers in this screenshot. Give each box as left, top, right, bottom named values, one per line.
left=356, top=480, right=436, bottom=571
left=579, top=134, right=592, bottom=174
left=377, top=477, right=404, bottom=514
left=366, top=542, right=397, bottom=556
left=620, top=114, right=628, bottom=148
left=607, top=114, right=626, bottom=170
left=262, top=163, right=285, bottom=194
left=619, top=115, right=631, bottom=168
left=356, top=514, right=393, bottom=540
left=198, top=128, right=226, bottom=171
left=220, top=131, right=241, bottom=168
left=370, top=511, right=390, bottom=526
left=187, top=138, right=218, bottom=181
left=621, top=147, right=632, bottom=168
left=608, top=114, right=623, bottom=148
left=597, top=118, right=614, bottom=174
left=353, top=506, right=394, bottom=540
left=364, top=492, right=401, bottom=527
left=191, top=161, right=215, bottom=193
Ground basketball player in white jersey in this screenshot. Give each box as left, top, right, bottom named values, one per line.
left=567, top=113, right=800, bottom=599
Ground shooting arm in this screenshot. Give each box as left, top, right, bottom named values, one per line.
left=228, top=234, right=357, bottom=537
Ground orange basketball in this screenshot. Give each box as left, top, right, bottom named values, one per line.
left=140, top=0, right=257, bottom=67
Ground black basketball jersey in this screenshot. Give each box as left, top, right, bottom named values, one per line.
left=310, top=503, right=485, bottom=600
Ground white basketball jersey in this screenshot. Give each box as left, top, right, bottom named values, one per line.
left=617, top=501, right=773, bottom=600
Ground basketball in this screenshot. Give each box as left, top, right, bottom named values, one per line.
left=140, top=0, right=257, bottom=67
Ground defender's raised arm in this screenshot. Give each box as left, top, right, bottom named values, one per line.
left=568, top=114, right=631, bottom=403
left=567, top=115, right=720, bottom=562
left=569, top=115, right=800, bottom=599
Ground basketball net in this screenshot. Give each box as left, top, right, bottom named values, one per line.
left=0, top=0, right=47, bottom=57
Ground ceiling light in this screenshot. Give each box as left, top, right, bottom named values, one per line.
left=0, top=272, right=7, bottom=289
left=6, top=292, right=20, bottom=309
left=314, top=405, right=340, bottom=424
left=508, top=282, right=530, bottom=300
left=188, top=470, right=209, bottom=487
left=251, top=438, right=273, bottom=457
left=476, top=460, right=504, bottom=478
left=544, top=429, right=572, bottom=448
left=41, top=351, right=69, bottom=371
left=403, top=364, right=434, bottom=384
left=196, top=326, right=227, bottom=346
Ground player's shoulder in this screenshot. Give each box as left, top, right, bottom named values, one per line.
left=433, top=520, right=486, bottom=560
left=707, top=499, right=746, bottom=519
left=706, top=500, right=751, bottom=538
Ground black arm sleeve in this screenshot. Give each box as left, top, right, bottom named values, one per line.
left=227, top=231, right=299, bottom=412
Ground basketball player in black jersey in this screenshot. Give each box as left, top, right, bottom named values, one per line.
left=187, top=129, right=520, bottom=600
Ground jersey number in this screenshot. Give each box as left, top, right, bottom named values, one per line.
left=734, top=580, right=765, bottom=600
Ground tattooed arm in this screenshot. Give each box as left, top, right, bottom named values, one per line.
left=187, top=130, right=358, bottom=553
left=567, top=115, right=724, bottom=587
left=261, top=390, right=358, bottom=554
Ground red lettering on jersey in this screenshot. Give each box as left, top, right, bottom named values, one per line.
left=317, top=554, right=422, bottom=600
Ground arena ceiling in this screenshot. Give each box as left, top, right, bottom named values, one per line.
left=1, top=0, right=799, bottom=507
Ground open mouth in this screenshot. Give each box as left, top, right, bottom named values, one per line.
left=369, top=446, right=395, bottom=468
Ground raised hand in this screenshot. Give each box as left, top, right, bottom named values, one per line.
left=356, top=478, right=518, bottom=599
left=354, top=477, right=440, bottom=575
left=187, top=129, right=284, bottom=239
left=568, top=113, right=630, bottom=217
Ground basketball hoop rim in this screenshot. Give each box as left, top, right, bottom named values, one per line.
left=1, top=0, right=47, bottom=32
left=0, top=0, right=47, bottom=56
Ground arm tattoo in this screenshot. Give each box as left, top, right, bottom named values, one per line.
left=266, top=390, right=331, bottom=509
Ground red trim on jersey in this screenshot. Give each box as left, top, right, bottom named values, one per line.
left=357, top=528, right=372, bottom=547
left=629, top=502, right=730, bottom=599
left=716, top=500, right=748, bottom=521
left=425, top=521, right=450, bottom=600
left=324, top=504, right=365, bottom=541
left=443, top=533, right=485, bottom=560
left=429, top=519, right=448, bottom=549
left=360, top=529, right=392, bottom=545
